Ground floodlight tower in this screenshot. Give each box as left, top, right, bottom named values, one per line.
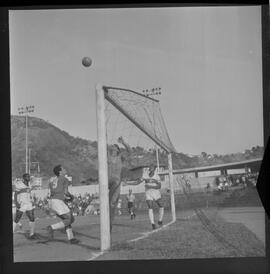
left=18, top=105, right=35, bottom=174
left=32, top=161, right=40, bottom=174
left=142, top=87, right=162, bottom=97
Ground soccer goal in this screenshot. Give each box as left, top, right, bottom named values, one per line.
left=96, top=84, right=177, bottom=251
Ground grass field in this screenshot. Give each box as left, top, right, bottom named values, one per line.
left=13, top=205, right=265, bottom=262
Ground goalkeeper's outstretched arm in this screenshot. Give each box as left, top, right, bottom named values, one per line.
left=145, top=180, right=161, bottom=190
left=118, top=136, right=131, bottom=153
left=123, top=178, right=144, bottom=186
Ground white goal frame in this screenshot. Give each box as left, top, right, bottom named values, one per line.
left=96, top=84, right=176, bottom=251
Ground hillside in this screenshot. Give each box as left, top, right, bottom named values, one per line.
left=11, top=115, right=264, bottom=185
left=11, top=116, right=98, bottom=184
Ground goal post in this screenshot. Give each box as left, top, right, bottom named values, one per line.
left=168, top=153, right=176, bottom=221
left=96, top=84, right=176, bottom=251
left=96, top=84, right=111, bottom=251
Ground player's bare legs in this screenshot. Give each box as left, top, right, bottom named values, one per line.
left=13, top=209, right=37, bottom=239
left=25, top=209, right=37, bottom=239
left=155, top=198, right=164, bottom=227
left=47, top=211, right=77, bottom=243
left=146, top=200, right=156, bottom=229
left=127, top=189, right=136, bottom=220
left=109, top=180, right=121, bottom=232
left=13, top=210, right=23, bottom=233
left=128, top=203, right=135, bottom=219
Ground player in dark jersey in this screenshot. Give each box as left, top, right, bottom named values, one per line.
left=47, top=165, right=79, bottom=244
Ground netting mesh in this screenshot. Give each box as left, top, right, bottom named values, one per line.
left=104, top=86, right=176, bottom=155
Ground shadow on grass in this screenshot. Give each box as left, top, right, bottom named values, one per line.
left=13, top=231, right=100, bottom=251
left=73, top=230, right=100, bottom=240
left=111, top=241, right=134, bottom=251
left=36, top=236, right=100, bottom=251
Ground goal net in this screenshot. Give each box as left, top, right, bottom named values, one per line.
left=96, top=84, right=176, bottom=251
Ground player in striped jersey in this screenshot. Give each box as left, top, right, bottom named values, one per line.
left=13, top=173, right=38, bottom=239
left=124, top=164, right=164, bottom=230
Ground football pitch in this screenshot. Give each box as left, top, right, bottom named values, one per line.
left=13, top=207, right=265, bottom=262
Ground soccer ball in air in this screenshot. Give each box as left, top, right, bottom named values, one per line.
left=82, top=57, right=92, bottom=67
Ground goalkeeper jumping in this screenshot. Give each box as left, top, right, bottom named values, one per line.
left=108, top=136, right=131, bottom=232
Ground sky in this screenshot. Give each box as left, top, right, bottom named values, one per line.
left=9, top=6, right=263, bottom=155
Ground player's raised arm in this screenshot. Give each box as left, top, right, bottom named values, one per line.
left=14, top=179, right=28, bottom=193
left=48, top=176, right=56, bottom=196
left=63, top=177, right=74, bottom=201
left=145, top=180, right=161, bottom=190
left=118, top=136, right=131, bottom=153
left=29, top=180, right=41, bottom=191
left=123, top=178, right=143, bottom=186
left=117, top=136, right=133, bottom=164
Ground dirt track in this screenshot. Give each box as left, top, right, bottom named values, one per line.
left=219, top=206, right=265, bottom=244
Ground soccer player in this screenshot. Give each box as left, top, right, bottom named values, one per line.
left=47, top=165, right=79, bottom=244
left=126, top=189, right=136, bottom=219
left=124, top=164, right=164, bottom=230
left=108, top=136, right=131, bottom=232
left=13, top=174, right=38, bottom=239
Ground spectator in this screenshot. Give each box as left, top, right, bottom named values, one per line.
left=241, top=176, right=247, bottom=188
left=117, top=198, right=122, bottom=216
left=224, top=181, right=229, bottom=191
left=217, top=182, right=223, bottom=192
left=205, top=183, right=211, bottom=193
left=85, top=197, right=100, bottom=215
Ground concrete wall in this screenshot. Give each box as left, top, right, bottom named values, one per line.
left=31, top=183, right=146, bottom=199
left=30, top=175, right=217, bottom=199
left=31, top=185, right=99, bottom=199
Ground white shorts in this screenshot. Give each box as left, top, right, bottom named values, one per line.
left=19, top=202, right=34, bottom=212
left=48, top=199, right=70, bottom=216
left=145, top=189, right=161, bottom=201
left=17, top=192, right=33, bottom=212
